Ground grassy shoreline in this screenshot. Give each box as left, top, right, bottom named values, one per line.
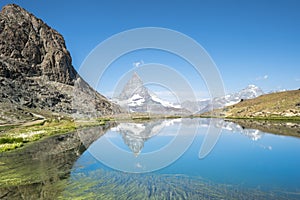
left=0, top=118, right=113, bottom=153
left=1, top=113, right=299, bottom=153
left=0, top=114, right=181, bottom=153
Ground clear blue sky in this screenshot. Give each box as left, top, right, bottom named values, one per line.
left=1, top=0, right=300, bottom=99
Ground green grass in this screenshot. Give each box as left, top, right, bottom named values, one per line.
left=0, top=118, right=112, bottom=153
left=0, top=137, right=24, bottom=144
left=0, top=142, right=23, bottom=152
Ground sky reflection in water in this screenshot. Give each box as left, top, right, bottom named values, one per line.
left=72, top=118, right=300, bottom=195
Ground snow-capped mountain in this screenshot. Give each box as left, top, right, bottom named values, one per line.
left=233, top=84, right=264, bottom=100
left=118, top=72, right=150, bottom=101
left=194, top=85, right=264, bottom=113
left=115, top=72, right=189, bottom=115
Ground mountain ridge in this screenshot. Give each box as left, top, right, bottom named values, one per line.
left=0, top=4, right=121, bottom=124
left=182, top=84, right=264, bottom=113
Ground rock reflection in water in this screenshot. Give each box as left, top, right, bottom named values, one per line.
left=0, top=123, right=113, bottom=200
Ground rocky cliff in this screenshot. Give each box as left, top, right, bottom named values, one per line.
left=0, top=4, right=121, bottom=124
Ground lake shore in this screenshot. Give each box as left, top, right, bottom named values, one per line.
left=1, top=113, right=300, bottom=153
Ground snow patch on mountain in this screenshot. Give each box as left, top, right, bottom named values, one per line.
left=150, top=94, right=181, bottom=109
left=128, top=94, right=145, bottom=107
left=196, top=85, right=264, bottom=113
left=114, top=72, right=188, bottom=114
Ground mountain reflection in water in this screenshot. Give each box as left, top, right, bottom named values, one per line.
left=1, top=118, right=300, bottom=199
left=112, top=118, right=266, bottom=157
left=112, top=119, right=182, bottom=155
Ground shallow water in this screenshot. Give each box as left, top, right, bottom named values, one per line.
left=1, top=118, right=300, bottom=199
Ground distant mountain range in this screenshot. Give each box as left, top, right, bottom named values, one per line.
left=194, top=84, right=264, bottom=114
left=114, top=72, right=265, bottom=115
left=181, top=85, right=264, bottom=114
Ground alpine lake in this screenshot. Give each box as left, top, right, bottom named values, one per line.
left=0, top=118, right=300, bottom=199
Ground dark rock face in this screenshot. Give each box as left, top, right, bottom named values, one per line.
left=0, top=4, right=76, bottom=85
left=0, top=4, right=121, bottom=124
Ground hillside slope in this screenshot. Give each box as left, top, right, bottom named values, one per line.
left=203, top=89, right=300, bottom=119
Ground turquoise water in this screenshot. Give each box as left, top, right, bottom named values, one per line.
left=1, top=118, right=300, bottom=199
left=65, top=118, right=300, bottom=199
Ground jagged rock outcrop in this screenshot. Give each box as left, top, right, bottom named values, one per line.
left=0, top=4, right=121, bottom=124
left=0, top=4, right=76, bottom=85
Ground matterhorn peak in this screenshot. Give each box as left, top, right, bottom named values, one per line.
left=129, top=72, right=143, bottom=85
left=118, top=72, right=150, bottom=101
left=115, top=71, right=189, bottom=114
